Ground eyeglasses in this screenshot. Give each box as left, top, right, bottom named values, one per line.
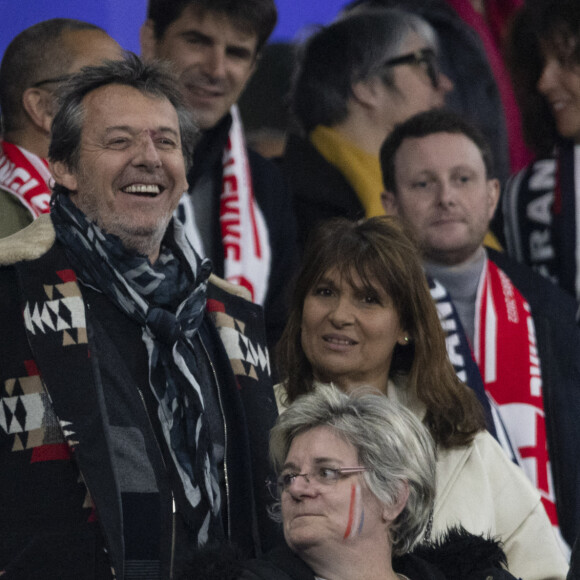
left=266, top=466, right=368, bottom=499
left=31, top=74, right=74, bottom=89
left=382, top=48, right=440, bottom=89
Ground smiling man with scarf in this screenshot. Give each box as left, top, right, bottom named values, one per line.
left=140, top=0, right=298, bottom=355
left=381, top=109, right=580, bottom=556
left=0, top=55, right=279, bottom=579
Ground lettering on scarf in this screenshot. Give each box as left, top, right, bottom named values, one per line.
left=179, top=107, right=271, bottom=305
left=498, top=269, right=518, bottom=323
left=525, top=303, right=542, bottom=397
left=526, top=162, right=556, bottom=266
left=504, top=158, right=560, bottom=285
left=478, top=261, right=557, bottom=526
left=528, top=159, right=555, bottom=191
left=0, top=156, right=40, bottom=195
left=218, top=107, right=271, bottom=305
left=430, top=279, right=467, bottom=383
left=221, top=151, right=242, bottom=261
left=0, top=141, right=52, bottom=216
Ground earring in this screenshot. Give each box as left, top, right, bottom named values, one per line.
left=403, top=336, right=410, bottom=344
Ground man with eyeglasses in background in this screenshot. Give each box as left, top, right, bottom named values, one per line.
left=0, top=18, right=123, bottom=238
left=284, top=8, right=453, bottom=249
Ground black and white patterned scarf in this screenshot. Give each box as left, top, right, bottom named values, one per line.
left=51, top=191, right=220, bottom=547
left=503, top=142, right=578, bottom=300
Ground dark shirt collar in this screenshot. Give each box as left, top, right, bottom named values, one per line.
left=189, top=113, right=233, bottom=187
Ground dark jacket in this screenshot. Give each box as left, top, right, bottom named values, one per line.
left=283, top=133, right=364, bottom=250
left=187, top=114, right=299, bottom=354
left=486, top=249, right=580, bottom=548
left=0, top=216, right=281, bottom=579
left=570, top=537, right=580, bottom=580
left=179, top=528, right=519, bottom=580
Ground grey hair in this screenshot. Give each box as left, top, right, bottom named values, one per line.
left=270, top=385, right=436, bottom=556
left=290, top=8, right=439, bottom=132
left=48, top=53, right=198, bottom=175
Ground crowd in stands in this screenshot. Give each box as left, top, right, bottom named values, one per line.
left=0, top=0, right=579, bottom=578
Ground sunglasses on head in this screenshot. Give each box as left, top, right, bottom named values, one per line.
left=382, top=48, right=440, bottom=89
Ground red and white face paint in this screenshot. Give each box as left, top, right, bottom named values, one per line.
left=343, top=483, right=365, bottom=540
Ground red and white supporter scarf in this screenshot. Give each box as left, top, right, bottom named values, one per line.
left=0, top=141, right=52, bottom=217
left=180, top=107, right=271, bottom=305
left=474, top=258, right=558, bottom=526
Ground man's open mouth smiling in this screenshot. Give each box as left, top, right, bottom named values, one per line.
left=121, top=183, right=165, bottom=197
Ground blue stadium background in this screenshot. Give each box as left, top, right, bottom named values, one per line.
left=0, top=0, right=346, bottom=60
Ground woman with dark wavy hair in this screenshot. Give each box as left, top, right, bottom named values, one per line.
left=274, top=216, right=567, bottom=580
left=503, top=0, right=580, bottom=303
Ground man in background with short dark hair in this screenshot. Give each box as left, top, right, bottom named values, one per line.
left=141, top=0, right=298, bottom=353
left=0, top=18, right=122, bottom=237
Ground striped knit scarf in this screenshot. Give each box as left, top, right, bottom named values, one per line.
left=503, top=142, right=579, bottom=301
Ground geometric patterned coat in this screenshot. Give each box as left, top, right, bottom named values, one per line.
left=0, top=214, right=280, bottom=578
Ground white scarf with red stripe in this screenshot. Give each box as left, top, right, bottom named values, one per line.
left=180, top=107, right=271, bottom=305
left=0, top=140, right=52, bottom=217
left=474, top=258, right=558, bottom=526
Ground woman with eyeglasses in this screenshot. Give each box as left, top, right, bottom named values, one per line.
left=283, top=8, right=454, bottom=250
left=238, top=386, right=518, bottom=580
left=272, top=216, right=567, bottom=579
